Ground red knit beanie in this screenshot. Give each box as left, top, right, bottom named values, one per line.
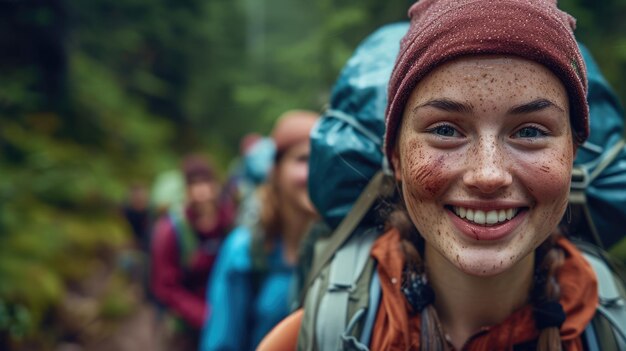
left=182, top=154, right=215, bottom=184
left=271, top=110, right=319, bottom=155
left=385, top=0, right=589, bottom=164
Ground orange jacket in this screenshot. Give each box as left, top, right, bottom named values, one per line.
left=259, top=229, right=598, bottom=350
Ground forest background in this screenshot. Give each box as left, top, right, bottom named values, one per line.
left=1, top=0, right=626, bottom=349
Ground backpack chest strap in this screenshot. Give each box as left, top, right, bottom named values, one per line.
left=339, top=269, right=381, bottom=351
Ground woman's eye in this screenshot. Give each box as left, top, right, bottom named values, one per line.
left=514, top=126, right=547, bottom=138
left=429, top=124, right=459, bottom=137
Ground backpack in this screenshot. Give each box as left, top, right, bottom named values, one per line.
left=168, top=205, right=200, bottom=269
left=299, top=22, right=626, bottom=350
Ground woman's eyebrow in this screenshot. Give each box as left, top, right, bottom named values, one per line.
left=508, top=99, right=565, bottom=114
left=412, top=98, right=565, bottom=115
left=412, top=98, right=473, bottom=114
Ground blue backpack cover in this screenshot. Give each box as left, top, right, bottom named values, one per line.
left=573, top=45, right=626, bottom=247
left=308, top=22, right=626, bottom=247
left=309, top=22, right=408, bottom=230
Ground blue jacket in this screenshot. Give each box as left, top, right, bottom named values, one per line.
left=200, top=226, right=295, bottom=351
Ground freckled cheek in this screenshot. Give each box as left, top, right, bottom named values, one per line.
left=516, top=147, right=572, bottom=213
left=400, top=141, right=462, bottom=200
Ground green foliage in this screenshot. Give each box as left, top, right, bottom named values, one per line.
left=560, top=0, right=626, bottom=107
left=0, top=1, right=177, bottom=344
left=0, top=300, right=32, bottom=340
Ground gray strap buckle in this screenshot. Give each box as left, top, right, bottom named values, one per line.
left=571, top=166, right=589, bottom=190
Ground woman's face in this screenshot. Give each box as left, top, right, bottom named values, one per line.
left=274, top=140, right=317, bottom=216
left=392, top=56, right=573, bottom=276
left=187, top=179, right=219, bottom=206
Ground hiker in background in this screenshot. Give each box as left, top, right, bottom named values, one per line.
left=223, top=132, right=276, bottom=228
left=260, top=0, right=607, bottom=349
left=121, top=183, right=151, bottom=252
left=118, top=183, right=153, bottom=297
left=222, top=132, right=262, bottom=210
left=150, top=154, right=234, bottom=350
left=200, top=110, right=319, bottom=351
left=234, top=136, right=276, bottom=228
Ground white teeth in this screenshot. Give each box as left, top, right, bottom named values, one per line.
left=498, top=210, right=507, bottom=222
left=459, top=207, right=466, bottom=219
left=473, top=210, right=486, bottom=225
left=453, top=206, right=519, bottom=225
left=486, top=211, right=499, bottom=225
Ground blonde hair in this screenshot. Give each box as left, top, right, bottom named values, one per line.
left=256, top=180, right=282, bottom=249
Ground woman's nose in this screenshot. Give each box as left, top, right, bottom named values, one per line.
left=462, top=141, right=513, bottom=194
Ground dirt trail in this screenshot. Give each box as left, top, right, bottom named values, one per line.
left=53, top=250, right=169, bottom=351
left=85, top=302, right=162, bottom=351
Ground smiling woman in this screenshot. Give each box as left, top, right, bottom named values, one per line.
left=200, top=110, right=320, bottom=351
left=372, top=0, right=598, bottom=349
left=390, top=55, right=578, bottom=349
left=375, top=1, right=598, bottom=349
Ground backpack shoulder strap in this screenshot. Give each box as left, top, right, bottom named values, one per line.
left=302, top=171, right=395, bottom=298
left=168, top=206, right=199, bottom=269
left=577, top=241, right=626, bottom=350
left=298, top=226, right=380, bottom=351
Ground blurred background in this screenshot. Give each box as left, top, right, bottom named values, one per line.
left=1, top=0, right=625, bottom=350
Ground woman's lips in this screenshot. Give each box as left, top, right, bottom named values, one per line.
left=446, top=206, right=528, bottom=241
